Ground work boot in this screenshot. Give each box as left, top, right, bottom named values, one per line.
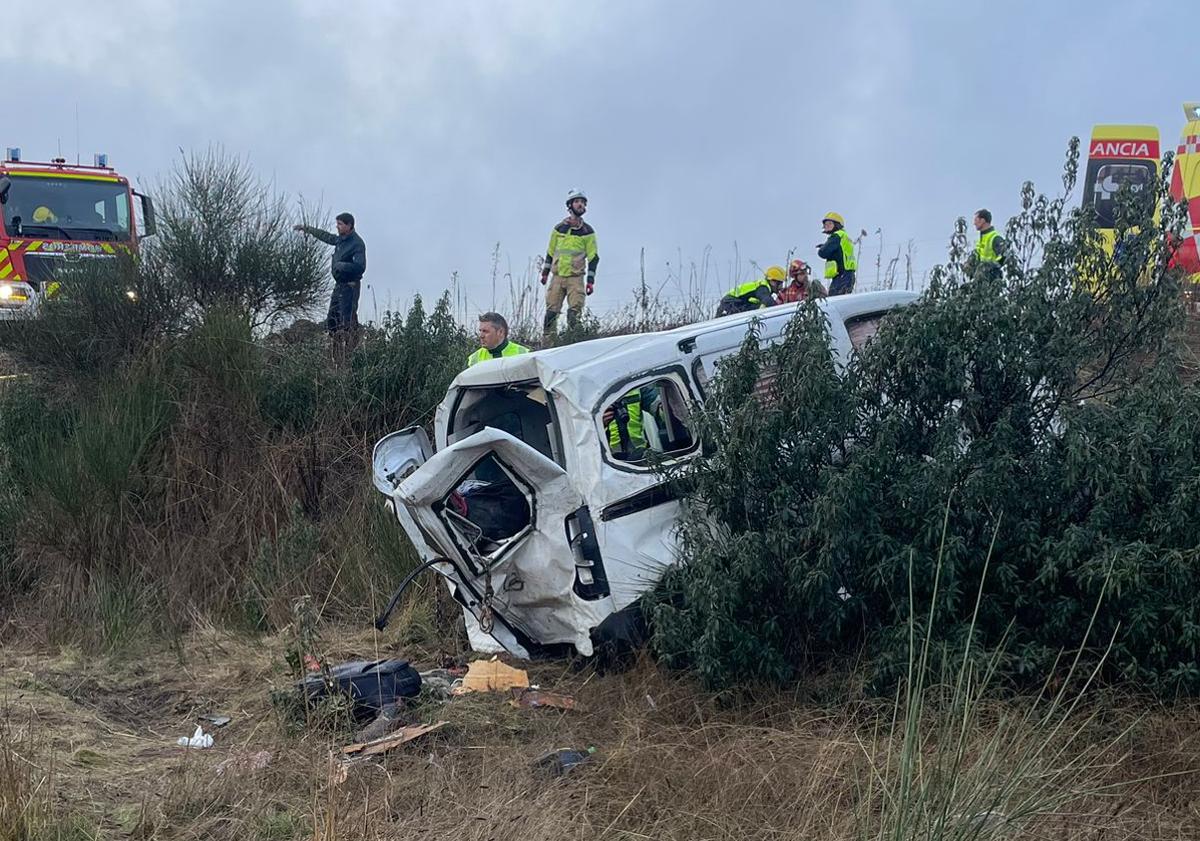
left=566, top=307, right=582, bottom=330
left=543, top=308, right=559, bottom=334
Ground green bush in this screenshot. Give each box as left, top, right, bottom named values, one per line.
left=0, top=256, right=183, bottom=377
left=652, top=146, right=1200, bottom=694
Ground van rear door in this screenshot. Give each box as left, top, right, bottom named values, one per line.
left=386, top=427, right=605, bottom=653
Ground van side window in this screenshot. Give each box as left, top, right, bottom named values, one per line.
left=601, top=379, right=695, bottom=465
left=845, top=312, right=887, bottom=352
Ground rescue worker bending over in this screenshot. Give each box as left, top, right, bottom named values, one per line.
left=541, top=189, right=598, bottom=335
left=715, top=265, right=785, bottom=317
left=467, top=312, right=529, bottom=368
left=962, top=208, right=1006, bottom=277
left=817, top=212, right=857, bottom=295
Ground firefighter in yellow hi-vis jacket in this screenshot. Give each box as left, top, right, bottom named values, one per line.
left=540, top=189, right=598, bottom=335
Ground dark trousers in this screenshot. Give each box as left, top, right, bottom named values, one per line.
left=828, top=271, right=856, bottom=296
left=327, top=280, right=361, bottom=333
left=714, top=297, right=756, bottom=318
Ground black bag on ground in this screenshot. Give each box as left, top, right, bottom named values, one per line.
left=299, top=659, right=422, bottom=722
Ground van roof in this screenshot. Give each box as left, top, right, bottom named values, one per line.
left=454, top=290, right=919, bottom=392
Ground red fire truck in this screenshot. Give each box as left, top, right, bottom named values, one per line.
left=0, top=148, right=155, bottom=318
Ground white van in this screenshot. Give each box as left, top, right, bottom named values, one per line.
left=372, top=291, right=918, bottom=659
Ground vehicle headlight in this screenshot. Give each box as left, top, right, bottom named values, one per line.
left=0, top=284, right=12, bottom=300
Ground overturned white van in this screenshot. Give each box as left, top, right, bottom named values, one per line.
left=372, top=291, right=918, bottom=659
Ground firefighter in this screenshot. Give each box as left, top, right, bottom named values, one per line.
left=715, top=266, right=785, bottom=317
left=32, top=206, right=58, bottom=224
left=294, top=212, right=366, bottom=348
left=540, top=189, right=598, bottom=335
left=467, top=312, right=529, bottom=367
left=778, top=259, right=826, bottom=303
left=963, top=208, right=1006, bottom=276
left=604, top=388, right=651, bottom=462
left=817, top=212, right=857, bottom=295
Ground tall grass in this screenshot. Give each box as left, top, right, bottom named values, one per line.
left=0, top=265, right=469, bottom=647
left=857, top=518, right=1136, bottom=840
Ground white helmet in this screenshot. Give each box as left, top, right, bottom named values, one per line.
left=565, top=188, right=588, bottom=208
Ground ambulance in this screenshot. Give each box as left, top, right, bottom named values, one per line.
left=1169, top=103, right=1200, bottom=278
left=1081, top=103, right=1200, bottom=279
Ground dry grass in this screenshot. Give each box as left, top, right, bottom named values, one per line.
left=1, top=615, right=1197, bottom=841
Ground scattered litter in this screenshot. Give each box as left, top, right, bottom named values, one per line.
left=418, top=669, right=462, bottom=699
left=532, top=746, right=596, bottom=777
left=215, top=750, right=272, bottom=776
left=199, top=714, right=232, bottom=728
left=302, top=653, right=322, bottom=672
left=645, top=694, right=658, bottom=711
left=451, top=658, right=529, bottom=695
left=176, top=725, right=214, bottom=749
left=510, top=688, right=577, bottom=711
left=342, top=721, right=448, bottom=758
left=353, top=701, right=404, bottom=743
left=299, top=659, right=422, bottom=722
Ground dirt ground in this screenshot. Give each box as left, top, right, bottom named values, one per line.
left=2, top=615, right=1199, bottom=841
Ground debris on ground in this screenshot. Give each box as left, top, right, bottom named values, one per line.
left=532, top=746, right=597, bottom=778
left=352, top=701, right=405, bottom=743
left=199, top=713, right=232, bottom=727
left=418, top=669, right=462, bottom=699
left=299, top=658, right=422, bottom=721
left=450, top=658, right=529, bottom=695
left=214, top=750, right=272, bottom=776
left=341, top=721, right=448, bottom=758
left=510, top=688, right=577, bottom=711
left=176, top=725, right=214, bottom=749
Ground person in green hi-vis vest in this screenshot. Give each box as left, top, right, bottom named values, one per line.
left=963, top=208, right=1007, bottom=277
left=816, top=211, right=857, bottom=296
left=466, top=312, right=529, bottom=368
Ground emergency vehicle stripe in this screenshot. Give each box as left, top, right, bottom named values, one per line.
left=101, top=244, right=115, bottom=254
left=27, top=241, right=42, bottom=252
left=11, top=172, right=121, bottom=182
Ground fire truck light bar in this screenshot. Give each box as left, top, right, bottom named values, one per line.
left=94, top=153, right=108, bottom=167
left=5, top=147, right=19, bottom=162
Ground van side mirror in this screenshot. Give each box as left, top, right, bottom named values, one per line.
left=135, top=191, right=156, bottom=237
left=0, top=177, right=10, bottom=204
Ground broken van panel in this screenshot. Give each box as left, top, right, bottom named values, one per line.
left=373, top=291, right=919, bottom=659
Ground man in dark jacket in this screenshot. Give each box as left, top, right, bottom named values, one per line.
left=295, top=212, right=366, bottom=336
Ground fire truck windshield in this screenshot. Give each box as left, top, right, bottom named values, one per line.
left=1, top=175, right=132, bottom=242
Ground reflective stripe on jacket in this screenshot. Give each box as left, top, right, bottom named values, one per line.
left=546, top=220, right=598, bottom=279
left=976, top=228, right=1002, bottom=263
left=466, top=340, right=529, bottom=368
left=721, top=278, right=776, bottom=309
left=821, top=229, right=857, bottom=280
left=607, top=389, right=645, bottom=452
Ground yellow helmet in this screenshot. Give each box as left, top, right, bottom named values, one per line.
left=822, top=211, right=845, bottom=227
left=33, top=206, right=57, bottom=223
left=765, top=265, right=787, bottom=282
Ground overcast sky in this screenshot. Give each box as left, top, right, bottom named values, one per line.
left=7, top=1, right=1197, bottom=320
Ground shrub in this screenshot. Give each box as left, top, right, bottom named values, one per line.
left=148, top=147, right=327, bottom=328
left=651, top=145, right=1200, bottom=694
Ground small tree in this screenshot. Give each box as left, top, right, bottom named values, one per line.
left=149, top=147, right=326, bottom=329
